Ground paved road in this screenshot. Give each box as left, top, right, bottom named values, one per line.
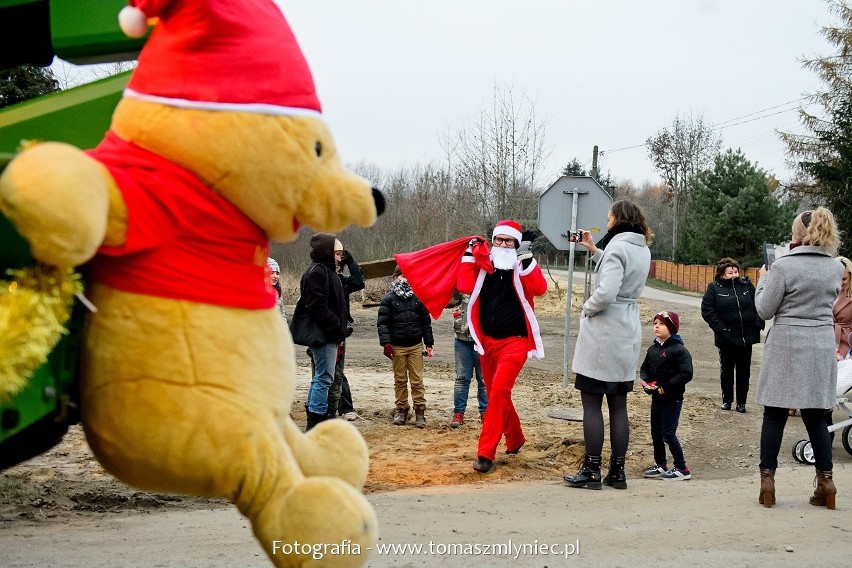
left=547, top=267, right=702, bottom=308
left=1, top=466, right=848, bottom=567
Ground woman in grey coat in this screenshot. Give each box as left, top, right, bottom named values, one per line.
left=754, top=207, right=843, bottom=510
left=564, top=200, right=652, bottom=490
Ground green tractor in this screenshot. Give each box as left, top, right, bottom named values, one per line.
left=0, top=0, right=150, bottom=470
left=0, top=200, right=85, bottom=470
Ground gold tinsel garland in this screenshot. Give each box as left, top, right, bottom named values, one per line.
left=0, top=266, right=82, bottom=400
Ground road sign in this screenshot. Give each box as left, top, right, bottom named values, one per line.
left=538, top=176, right=613, bottom=251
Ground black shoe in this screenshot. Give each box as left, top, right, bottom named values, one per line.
left=506, top=441, right=525, bottom=455
left=720, top=402, right=732, bottom=411
left=603, top=456, right=627, bottom=489
left=473, top=457, right=493, bottom=473
left=564, top=467, right=602, bottom=489
left=735, top=404, right=746, bottom=413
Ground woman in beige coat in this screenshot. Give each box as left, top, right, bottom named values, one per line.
left=755, top=207, right=843, bottom=510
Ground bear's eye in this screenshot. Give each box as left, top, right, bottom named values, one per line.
left=314, top=141, right=322, bottom=157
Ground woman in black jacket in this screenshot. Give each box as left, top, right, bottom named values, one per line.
left=701, top=257, right=764, bottom=413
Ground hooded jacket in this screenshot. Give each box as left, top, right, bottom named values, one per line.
left=298, top=233, right=347, bottom=344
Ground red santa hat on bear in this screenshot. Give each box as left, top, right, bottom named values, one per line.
left=118, top=0, right=321, bottom=116
left=492, top=219, right=523, bottom=247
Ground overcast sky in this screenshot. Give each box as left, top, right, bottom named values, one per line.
left=278, top=0, right=834, bottom=188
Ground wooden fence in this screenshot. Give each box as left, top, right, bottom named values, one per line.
left=649, top=260, right=761, bottom=292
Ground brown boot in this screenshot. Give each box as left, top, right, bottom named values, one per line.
left=809, top=470, right=836, bottom=510
left=758, top=468, right=775, bottom=508
left=393, top=410, right=408, bottom=426
left=414, top=410, right=426, bottom=429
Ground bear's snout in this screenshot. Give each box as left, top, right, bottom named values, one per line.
left=372, top=187, right=386, bottom=217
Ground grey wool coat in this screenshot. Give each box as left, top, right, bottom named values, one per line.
left=572, top=232, right=651, bottom=382
left=755, top=246, right=844, bottom=409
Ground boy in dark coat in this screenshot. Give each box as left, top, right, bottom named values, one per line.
left=377, top=266, right=434, bottom=428
left=640, top=310, right=694, bottom=481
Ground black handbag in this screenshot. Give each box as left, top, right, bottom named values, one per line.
left=289, top=299, right=326, bottom=346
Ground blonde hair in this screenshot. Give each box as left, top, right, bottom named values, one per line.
left=792, top=207, right=840, bottom=255
left=838, top=256, right=852, bottom=299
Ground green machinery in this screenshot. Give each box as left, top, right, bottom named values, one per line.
left=0, top=0, right=148, bottom=469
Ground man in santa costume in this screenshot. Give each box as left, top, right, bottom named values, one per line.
left=394, top=220, right=547, bottom=472
left=458, top=220, right=547, bottom=472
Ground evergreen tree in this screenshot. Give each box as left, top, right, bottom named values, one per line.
left=780, top=0, right=852, bottom=256
left=0, top=64, right=59, bottom=109
left=678, top=149, right=797, bottom=266
left=561, top=158, right=586, bottom=176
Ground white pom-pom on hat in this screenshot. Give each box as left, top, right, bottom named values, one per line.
left=119, top=5, right=148, bottom=38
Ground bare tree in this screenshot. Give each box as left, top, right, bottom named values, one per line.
left=646, top=112, right=722, bottom=257
left=451, top=82, right=551, bottom=228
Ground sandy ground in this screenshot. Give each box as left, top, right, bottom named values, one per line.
left=2, top=279, right=851, bottom=567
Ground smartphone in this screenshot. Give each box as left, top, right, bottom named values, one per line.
left=762, top=243, right=776, bottom=268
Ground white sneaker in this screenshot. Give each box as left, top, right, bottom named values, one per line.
left=661, top=466, right=691, bottom=480
left=342, top=411, right=358, bottom=421
left=643, top=464, right=666, bottom=478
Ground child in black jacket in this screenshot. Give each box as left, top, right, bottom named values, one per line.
left=377, top=266, right=434, bottom=428
left=640, top=310, right=694, bottom=480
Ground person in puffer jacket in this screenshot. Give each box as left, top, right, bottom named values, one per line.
left=640, top=310, right=694, bottom=481
left=377, top=265, right=434, bottom=428
left=701, top=257, right=764, bottom=413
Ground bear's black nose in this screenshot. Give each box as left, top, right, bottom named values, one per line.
left=372, top=187, right=385, bottom=216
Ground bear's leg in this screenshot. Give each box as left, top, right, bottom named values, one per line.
left=245, top=476, right=377, bottom=568
left=281, top=416, right=369, bottom=490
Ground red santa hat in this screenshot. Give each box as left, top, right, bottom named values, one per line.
left=118, top=0, right=321, bottom=116
left=492, top=219, right=523, bottom=244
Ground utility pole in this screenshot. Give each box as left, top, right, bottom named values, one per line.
left=590, top=145, right=599, bottom=181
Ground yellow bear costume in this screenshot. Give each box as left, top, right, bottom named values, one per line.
left=0, top=1, right=381, bottom=566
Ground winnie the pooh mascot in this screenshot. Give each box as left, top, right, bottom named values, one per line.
left=0, top=1, right=383, bottom=566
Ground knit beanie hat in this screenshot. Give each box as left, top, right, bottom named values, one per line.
left=334, top=239, right=344, bottom=252
left=266, top=257, right=280, bottom=273
left=654, top=310, right=680, bottom=336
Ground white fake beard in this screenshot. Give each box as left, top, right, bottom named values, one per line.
left=491, top=246, right=518, bottom=270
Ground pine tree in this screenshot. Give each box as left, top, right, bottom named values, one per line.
left=0, top=64, right=59, bottom=109
left=780, top=0, right=852, bottom=255
left=679, top=149, right=797, bottom=266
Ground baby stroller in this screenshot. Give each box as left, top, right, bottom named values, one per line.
left=791, top=357, right=852, bottom=464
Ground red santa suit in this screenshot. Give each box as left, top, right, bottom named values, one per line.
left=457, top=223, right=547, bottom=462
left=394, top=221, right=547, bottom=463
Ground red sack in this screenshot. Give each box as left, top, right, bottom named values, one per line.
left=394, top=236, right=485, bottom=320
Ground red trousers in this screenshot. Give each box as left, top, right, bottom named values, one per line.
left=477, top=335, right=528, bottom=460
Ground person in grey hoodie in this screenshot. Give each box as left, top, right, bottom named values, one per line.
left=754, top=207, right=843, bottom=510
left=565, top=199, right=652, bottom=490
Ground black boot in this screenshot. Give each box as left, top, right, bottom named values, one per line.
left=603, top=456, right=627, bottom=489
left=305, top=403, right=328, bottom=431
left=564, top=454, right=602, bottom=489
